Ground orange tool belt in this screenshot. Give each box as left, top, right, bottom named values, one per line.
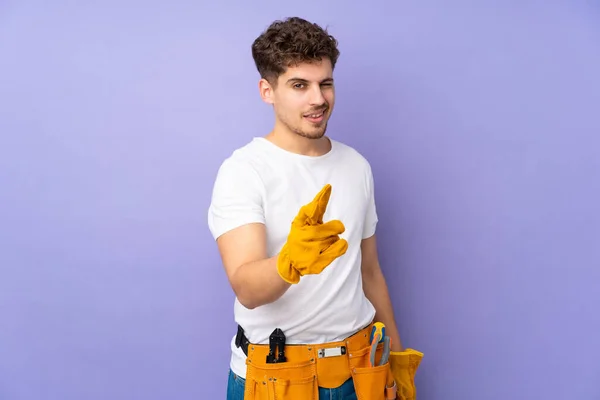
left=236, top=322, right=397, bottom=400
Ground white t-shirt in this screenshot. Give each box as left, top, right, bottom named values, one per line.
left=207, top=137, right=378, bottom=378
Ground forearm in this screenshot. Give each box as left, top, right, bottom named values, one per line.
left=363, top=267, right=404, bottom=351
left=232, top=255, right=291, bottom=309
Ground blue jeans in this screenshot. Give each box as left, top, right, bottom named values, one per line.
left=227, top=369, right=357, bottom=400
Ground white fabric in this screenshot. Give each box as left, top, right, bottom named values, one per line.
left=207, top=137, right=378, bottom=379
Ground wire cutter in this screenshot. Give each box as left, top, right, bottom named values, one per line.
left=369, top=322, right=392, bottom=367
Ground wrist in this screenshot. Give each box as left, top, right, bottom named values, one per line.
left=391, top=341, right=403, bottom=353
left=276, top=250, right=300, bottom=284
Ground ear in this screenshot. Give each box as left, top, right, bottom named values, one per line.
left=259, top=78, right=275, bottom=105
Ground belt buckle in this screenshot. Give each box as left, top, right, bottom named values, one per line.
left=317, top=346, right=347, bottom=358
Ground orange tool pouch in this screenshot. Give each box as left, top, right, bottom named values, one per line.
left=237, top=323, right=397, bottom=400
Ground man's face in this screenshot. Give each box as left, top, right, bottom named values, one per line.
left=263, top=58, right=335, bottom=140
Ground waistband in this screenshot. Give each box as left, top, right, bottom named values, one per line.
left=235, top=323, right=373, bottom=361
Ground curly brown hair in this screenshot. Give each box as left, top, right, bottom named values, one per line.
left=251, top=17, right=340, bottom=85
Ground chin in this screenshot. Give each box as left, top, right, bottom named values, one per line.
left=283, top=117, right=329, bottom=139
left=309, top=131, right=327, bottom=139
left=298, top=128, right=327, bottom=140
left=303, top=121, right=329, bottom=138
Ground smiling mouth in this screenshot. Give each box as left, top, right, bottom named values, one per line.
left=303, top=109, right=326, bottom=118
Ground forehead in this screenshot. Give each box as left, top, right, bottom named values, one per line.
left=279, top=58, right=333, bottom=82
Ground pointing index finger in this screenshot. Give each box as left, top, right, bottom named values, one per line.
left=293, top=184, right=332, bottom=226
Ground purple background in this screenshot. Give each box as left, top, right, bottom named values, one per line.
left=1, top=1, right=599, bottom=399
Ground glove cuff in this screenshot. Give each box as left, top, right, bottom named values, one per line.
left=276, top=246, right=300, bottom=284
left=389, top=348, right=424, bottom=369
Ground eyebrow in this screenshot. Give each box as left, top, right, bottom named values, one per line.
left=286, top=77, right=334, bottom=84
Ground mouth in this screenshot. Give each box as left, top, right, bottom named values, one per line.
left=303, top=109, right=327, bottom=123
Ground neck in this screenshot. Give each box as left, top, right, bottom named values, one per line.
left=265, top=121, right=331, bottom=157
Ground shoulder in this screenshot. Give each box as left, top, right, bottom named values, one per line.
left=214, top=139, right=268, bottom=181
left=207, top=142, right=269, bottom=207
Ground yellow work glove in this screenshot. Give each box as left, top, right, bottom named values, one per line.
left=277, top=184, right=348, bottom=284
left=389, top=348, right=423, bottom=400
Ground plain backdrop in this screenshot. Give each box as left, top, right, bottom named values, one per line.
left=1, top=1, right=599, bottom=399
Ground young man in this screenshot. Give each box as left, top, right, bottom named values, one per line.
left=208, top=17, right=422, bottom=400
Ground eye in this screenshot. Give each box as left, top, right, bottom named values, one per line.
left=293, top=83, right=305, bottom=89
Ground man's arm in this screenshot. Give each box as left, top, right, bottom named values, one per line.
left=361, top=234, right=404, bottom=352
left=217, top=222, right=291, bottom=309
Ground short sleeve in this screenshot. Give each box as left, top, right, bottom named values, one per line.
left=207, top=157, right=265, bottom=240
left=362, top=162, right=379, bottom=239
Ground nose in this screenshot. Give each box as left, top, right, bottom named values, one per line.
left=308, top=84, right=326, bottom=106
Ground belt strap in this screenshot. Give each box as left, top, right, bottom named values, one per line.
left=236, top=325, right=288, bottom=363
left=235, top=325, right=250, bottom=356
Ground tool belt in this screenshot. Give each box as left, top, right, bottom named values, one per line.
left=235, top=323, right=397, bottom=400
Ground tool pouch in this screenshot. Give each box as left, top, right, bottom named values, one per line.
left=243, top=328, right=319, bottom=400
left=239, top=323, right=396, bottom=400
left=349, top=341, right=397, bottom=400
left=243, top=357, right=318, bottom=400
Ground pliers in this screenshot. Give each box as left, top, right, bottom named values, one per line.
left=369, top=322, right=391, bottom=367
